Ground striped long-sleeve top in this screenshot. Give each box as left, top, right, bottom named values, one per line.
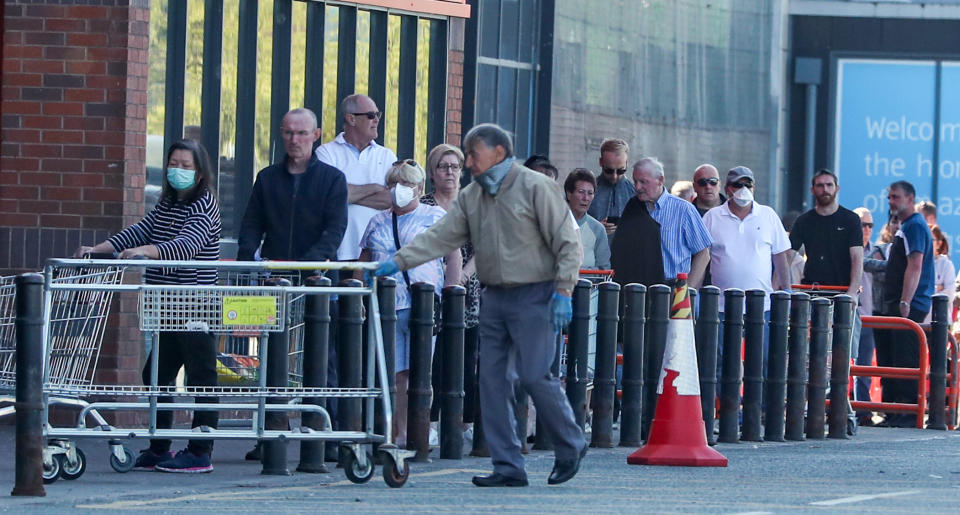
left=107, top=190, right=221, bottom=285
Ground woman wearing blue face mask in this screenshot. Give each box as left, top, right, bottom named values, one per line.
left=357, top=159, right=461, bottom=446
left=74, top=139, right=222, bottom=473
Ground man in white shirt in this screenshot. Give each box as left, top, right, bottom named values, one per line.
left=703, top=166, right=791, bottom=378
left=315, top=94, right=398, bottom=260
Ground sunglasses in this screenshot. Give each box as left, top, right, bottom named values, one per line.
left=602, top=167, right=627, bottom=175
left=729, top=181, right=754, bottom=190
left=351, top=111, right=382, bottom=120
left=862, top=222, right=874, bottom=229
left=696, top=177, right=719, bottom=187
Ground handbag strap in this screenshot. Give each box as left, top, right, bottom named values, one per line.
left=391, top=211, right=414, bottom=291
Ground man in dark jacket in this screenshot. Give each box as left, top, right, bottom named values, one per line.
left=236, top=107, right=347, bottom=462
left=237, top=108, right=347, bottom=262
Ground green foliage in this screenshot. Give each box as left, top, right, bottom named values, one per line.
left=147, top=0, right=433, bottom=176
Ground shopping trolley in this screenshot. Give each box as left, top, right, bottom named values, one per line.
left=560, top=270, right=616, bottom=382
left=0, top=263, right=126, bottom=483
left=36, top=258, right=412, bottom=487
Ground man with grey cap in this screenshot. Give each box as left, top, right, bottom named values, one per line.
left=702, top=166, right=791, bottom=378
left=374, top=123, right=586, bottom=487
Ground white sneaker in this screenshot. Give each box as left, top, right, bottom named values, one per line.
left=429, top=427, right=439, bottom=447
left=463, top=426, right=474, bottom=442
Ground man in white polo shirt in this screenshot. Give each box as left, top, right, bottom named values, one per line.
left=702, top=166, right=791, bottom=379
left=316, top=93, right=398, bottom=260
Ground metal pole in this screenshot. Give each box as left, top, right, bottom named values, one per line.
left=440, top=285, right=465, bottom=459
left=338, top=279, right=364, bottom=467
left=566, top=279, right=592, bottom=430
left=591, top=282, right=620, bottom=448
left=298, top=276, right=331, bottom=473
left=407, top=282, right=435, bottom=462
left=785, top=293, right=811, bottom=441
left=619, top=284, right=646, bottom=447
left=262, top=277, right=292, bottom=475
left=803, top=83, right=818, bottom=211
left=695, top=286, right=720, bottom=446
left=12, top=274, right=45, bottom=497
left=719, top=289, right=745, bottom=444
left=642, top=284, right=671, bottom=441
left=741, top=290, right=766, bottom=442
left=375, top=278, right=398, bottom=448
left=764, top=291, right=790, bottom=443
left=928, top=294, right=950, bottom=430
left=829, top=295, right=853, bottom=439
left=806, top=297, right=831, bottom=440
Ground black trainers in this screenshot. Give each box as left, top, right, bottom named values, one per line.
left=155, top=449, right=213, bottom=473
left=134, top=449, right=174, bottom=470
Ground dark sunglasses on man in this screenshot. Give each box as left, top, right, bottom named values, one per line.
left=351, top=111, right=382, bottom=120
left=696, top=177, right=719, bottom=187
left=728, top=180, right=754, bottom=190
left=602, top=167, right=627, bottom=175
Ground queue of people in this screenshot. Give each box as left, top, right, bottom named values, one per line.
left=72, top=92, right=954, bottom=481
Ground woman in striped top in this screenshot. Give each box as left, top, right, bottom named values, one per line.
left=75, top=139, right=222, bottom=473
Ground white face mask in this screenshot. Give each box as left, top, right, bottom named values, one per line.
left=733, top=186, right=754, bottom=207
left=391, top=184, right=416, bottom=208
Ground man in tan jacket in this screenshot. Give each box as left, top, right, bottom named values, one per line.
left=376, top=123, right=586, bottom=487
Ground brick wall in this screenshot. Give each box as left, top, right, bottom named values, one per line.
left=1, top=0, right=150, bottom=401
left=2, top=0, right=148, bottom=274
left=445, top=18, right=465, bottom=146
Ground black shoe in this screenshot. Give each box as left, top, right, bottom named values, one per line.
left=244, top=443, right=261, bottom=461
left=547, top=443, right=588, bottom=485
left=471, top=472, right=528, bottom=487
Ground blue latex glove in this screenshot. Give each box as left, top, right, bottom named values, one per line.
left=375, top=259, right=399, bottom=277
left=551, top=292, right=573, bottom=330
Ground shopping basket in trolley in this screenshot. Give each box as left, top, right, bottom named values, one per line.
left=560, top=270, right=616, bottom=381
left=37, top=258, right=413, bottom=488
left=0, top=263, right=126, bottom=484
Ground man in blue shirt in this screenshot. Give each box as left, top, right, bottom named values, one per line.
left=875, top=180, right=935, bottom=428
left=610, top=157, right=712, bottom=288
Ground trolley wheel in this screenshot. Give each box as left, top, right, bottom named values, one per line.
left=110, top=447, right=136, bottom=473
left=42, top=455, right=61, bottom=484
left=60, top=448, right=86, bottom=480
left=381, top=453, right=410, bottom=488
left=342, top=448, right=375, bottom=484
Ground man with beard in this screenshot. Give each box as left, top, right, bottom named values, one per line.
left=874, top=181, right=935, bottom=427
left=787, top=169, right=863, bottom=434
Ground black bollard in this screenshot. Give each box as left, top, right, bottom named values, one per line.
left=764, top=291, right=790, bottom=443
left=784, top=293, right=811, bottom=441
left=619, top=284, right=646, bottom=447
left=641, top=284, right=671, bottom=441
left=408, top=282, right=435, bottom=462
left=12, top=274, right=45, bottom=497
left=375, top=277, right=398, bottom=448
left=591, top=282, right=620, bottom=448
left=695, top=286, right=720, bottom=445
left=566, top=279, right=592, bottom=430
left=298, top=276, right=331, bottom=473
left=828, top=295, right=854, bottom=439
left=440, top=285, right=466, bottom=459
left=717, top=288, right=745, bottom=443
left=928, top=294, right=950, bottom=430
left=718, top=289, right=745, bottom=444
left=337, top=279, right=365, bottom=467
left=262, top=277, right=292, bottom=475
left=741, top=290, right=766, bottom=442
left=806, top=297, right=831, bottom=440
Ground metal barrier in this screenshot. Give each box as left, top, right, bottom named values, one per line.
left=19, top=258, right=414, bottom=488
left=694, top=286, right=720, bottom=446
left=619, top=284, right=646, bottom=447
left=590, top=282, right=620, bottom=448
left=718, top=289, right=744, bottom=444
left=741, top=289, right=765, bottom=442
left=438, top=285, right=465, bottom=460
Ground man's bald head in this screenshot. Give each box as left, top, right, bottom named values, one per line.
left=692, top=164, right=721, bottom=209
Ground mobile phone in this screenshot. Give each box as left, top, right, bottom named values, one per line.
left=606, top=216, right=620, bottom=225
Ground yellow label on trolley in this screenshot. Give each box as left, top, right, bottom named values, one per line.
left=222, top=296, right=278, bottom=326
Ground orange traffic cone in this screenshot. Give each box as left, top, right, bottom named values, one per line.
left=627, top=273, right=727, bottom=467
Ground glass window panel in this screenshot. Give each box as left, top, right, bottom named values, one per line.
left=497, top=67, right=517, bottom=134
left=475, top=63, right=498, bottom=124
left=517, top=0, right=536, bottom=63
left=515, top=69, right=533, bottom=159
left=499, top=0, right=520, bottom=62
left=479, top=0, right=500, bottom=58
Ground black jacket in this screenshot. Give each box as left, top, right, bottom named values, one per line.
left=237, top=155, right=348, bottom=262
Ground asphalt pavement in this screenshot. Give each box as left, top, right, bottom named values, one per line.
left=3, top=423, right=960, bottom=513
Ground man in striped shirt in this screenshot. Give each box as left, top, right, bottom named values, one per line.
left=610, top=157, right=712, bottom=288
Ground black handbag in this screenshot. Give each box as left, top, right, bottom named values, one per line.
left=392, top=212, right=442, bottom=335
